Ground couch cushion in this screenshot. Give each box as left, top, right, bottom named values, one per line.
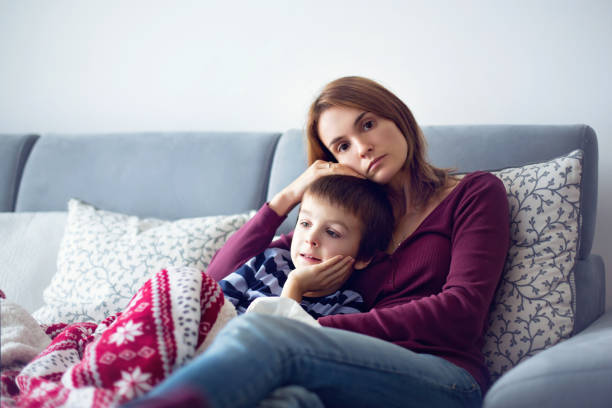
left=483, top=150, right=583, bottom=382
left=15, top=132, right=280, bottom=219
left=0, top=211, right=67, bottom=312
left=32, top=199, right=254, bottom=324
left=267, top=129, right=307, bottom=235
left=424, top=124, right=597, bottom=259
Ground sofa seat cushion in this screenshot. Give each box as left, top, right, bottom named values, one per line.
left=484, top=311, right=612, bottom=407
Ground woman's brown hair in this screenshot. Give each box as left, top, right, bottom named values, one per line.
left=306, top=76, right=452, bottom=210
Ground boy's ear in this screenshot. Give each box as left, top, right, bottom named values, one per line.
left=354, top=257, right=373, bottom=270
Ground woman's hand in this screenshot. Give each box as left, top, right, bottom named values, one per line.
left=281, top=255, right=355, bottom=302
left=268, top=160, right=364, bottom=217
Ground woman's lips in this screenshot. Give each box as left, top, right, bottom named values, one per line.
left=368, top=155, right=386, bottom=174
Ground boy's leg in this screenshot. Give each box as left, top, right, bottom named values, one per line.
left=134, top=313, right=482, bottom=408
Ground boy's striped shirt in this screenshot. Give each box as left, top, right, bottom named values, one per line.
left=219, top=248, right=364, bottom=318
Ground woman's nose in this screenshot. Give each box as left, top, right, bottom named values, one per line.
left=357, top=141, right=374, bottom=158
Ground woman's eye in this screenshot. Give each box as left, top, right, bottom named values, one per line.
left=337, top=142, right=350, bottom=153
left=363, top=120, right=374, bottom=131
left=326, top=229, right=340, bottom=238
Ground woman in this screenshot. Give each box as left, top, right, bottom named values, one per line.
left=129, top=76, right=510, bottom=408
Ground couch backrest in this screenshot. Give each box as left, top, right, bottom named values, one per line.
left=10, top=132, right=281, bottom=220
left=0, top=124, right=603, bottom=328
left=2, top=124, right=598, bottom=252
left=268, top=125, right=598, bottom=256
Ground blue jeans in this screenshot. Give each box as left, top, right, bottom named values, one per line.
left=134, top=313, right=482, bottom=408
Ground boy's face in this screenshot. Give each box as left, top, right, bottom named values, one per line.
left=291, top=193, right=369, bottom=270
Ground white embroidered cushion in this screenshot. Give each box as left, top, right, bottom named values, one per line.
left=483, top=149, right=582, bottom=381
left=33, top=199, right=254, bottom=324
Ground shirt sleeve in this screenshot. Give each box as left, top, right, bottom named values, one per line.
left=318, top=175, right=510, bottom=350
left=219, top=263, right=253, bottom=310
left=206, top=203, right=290, bottom=281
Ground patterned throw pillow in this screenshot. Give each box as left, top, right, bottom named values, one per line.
left=32, top=199, right=254, bottom=324
left=483, top=149, right=583, bottom=381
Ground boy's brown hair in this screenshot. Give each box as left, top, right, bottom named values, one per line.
left=304, top=175, right=394, bottom=261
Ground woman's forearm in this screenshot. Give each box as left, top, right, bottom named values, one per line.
left=206, top=204, right=286, bottom=281
left=268, top=187, right=300, bottom=217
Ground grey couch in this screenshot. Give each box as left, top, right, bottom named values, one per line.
left=1, top=125, right=610, bottom=407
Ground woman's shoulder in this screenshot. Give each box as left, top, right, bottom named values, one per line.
left=446, top=171, right=507, bottom=209
left=456, top=170, right=501, bottom=184
left=455, top=171, right=507, bottom=205
left=454, top=171, right=505, bottom=194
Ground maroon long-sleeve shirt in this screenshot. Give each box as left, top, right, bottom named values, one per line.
left=207, top=171, right=510, bottom=392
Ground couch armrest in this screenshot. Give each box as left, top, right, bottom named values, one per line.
left=484, top=309, right=612, bottom=407
left=0, top=134, right=38, bottom=211
left=574, top=254, right=606, bottom=333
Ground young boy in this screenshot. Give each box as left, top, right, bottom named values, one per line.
left=116, top=176, right=394, bottom=406
left=219, top=174, right=394, bottom=319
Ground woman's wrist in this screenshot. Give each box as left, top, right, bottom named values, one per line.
left=269, top=188, right=299, bottom=217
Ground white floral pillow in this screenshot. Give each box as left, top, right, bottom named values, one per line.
left=483, top=149, right=582, bottom=381
left=33, top=199, right=254, bottom=324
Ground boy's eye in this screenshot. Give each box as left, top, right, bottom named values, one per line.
left=362, top=120, right=375, bottom=131
left=326, top=229, right=340, bottom=238
left=299, top=221, right=310, bottom=228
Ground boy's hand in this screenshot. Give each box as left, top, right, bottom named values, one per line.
left=281, top=255, right=355, bottom=302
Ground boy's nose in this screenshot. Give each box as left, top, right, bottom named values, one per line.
left=307, top=235, right=319, bottom=247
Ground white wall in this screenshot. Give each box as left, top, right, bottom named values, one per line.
left=2, top=0, right=611, bottom=308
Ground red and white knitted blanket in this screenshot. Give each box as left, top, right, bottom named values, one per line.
left=1, top=267, right=231, bottom=408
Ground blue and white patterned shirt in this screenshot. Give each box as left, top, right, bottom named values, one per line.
left=219, top=248, right=364, bottom=319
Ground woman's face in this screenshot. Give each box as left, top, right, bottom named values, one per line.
left=317, top=106, right=408, bottom=185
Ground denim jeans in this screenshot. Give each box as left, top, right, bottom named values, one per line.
left=133, top=313, right=482, bottom=408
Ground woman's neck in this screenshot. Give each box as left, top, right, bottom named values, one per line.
left=386, top=175, right=459, bottom=253
left=387, top=173, right=415, bottom=220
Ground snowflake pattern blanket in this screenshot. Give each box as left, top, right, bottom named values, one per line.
left=0, top=267, right=232, bottom=408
